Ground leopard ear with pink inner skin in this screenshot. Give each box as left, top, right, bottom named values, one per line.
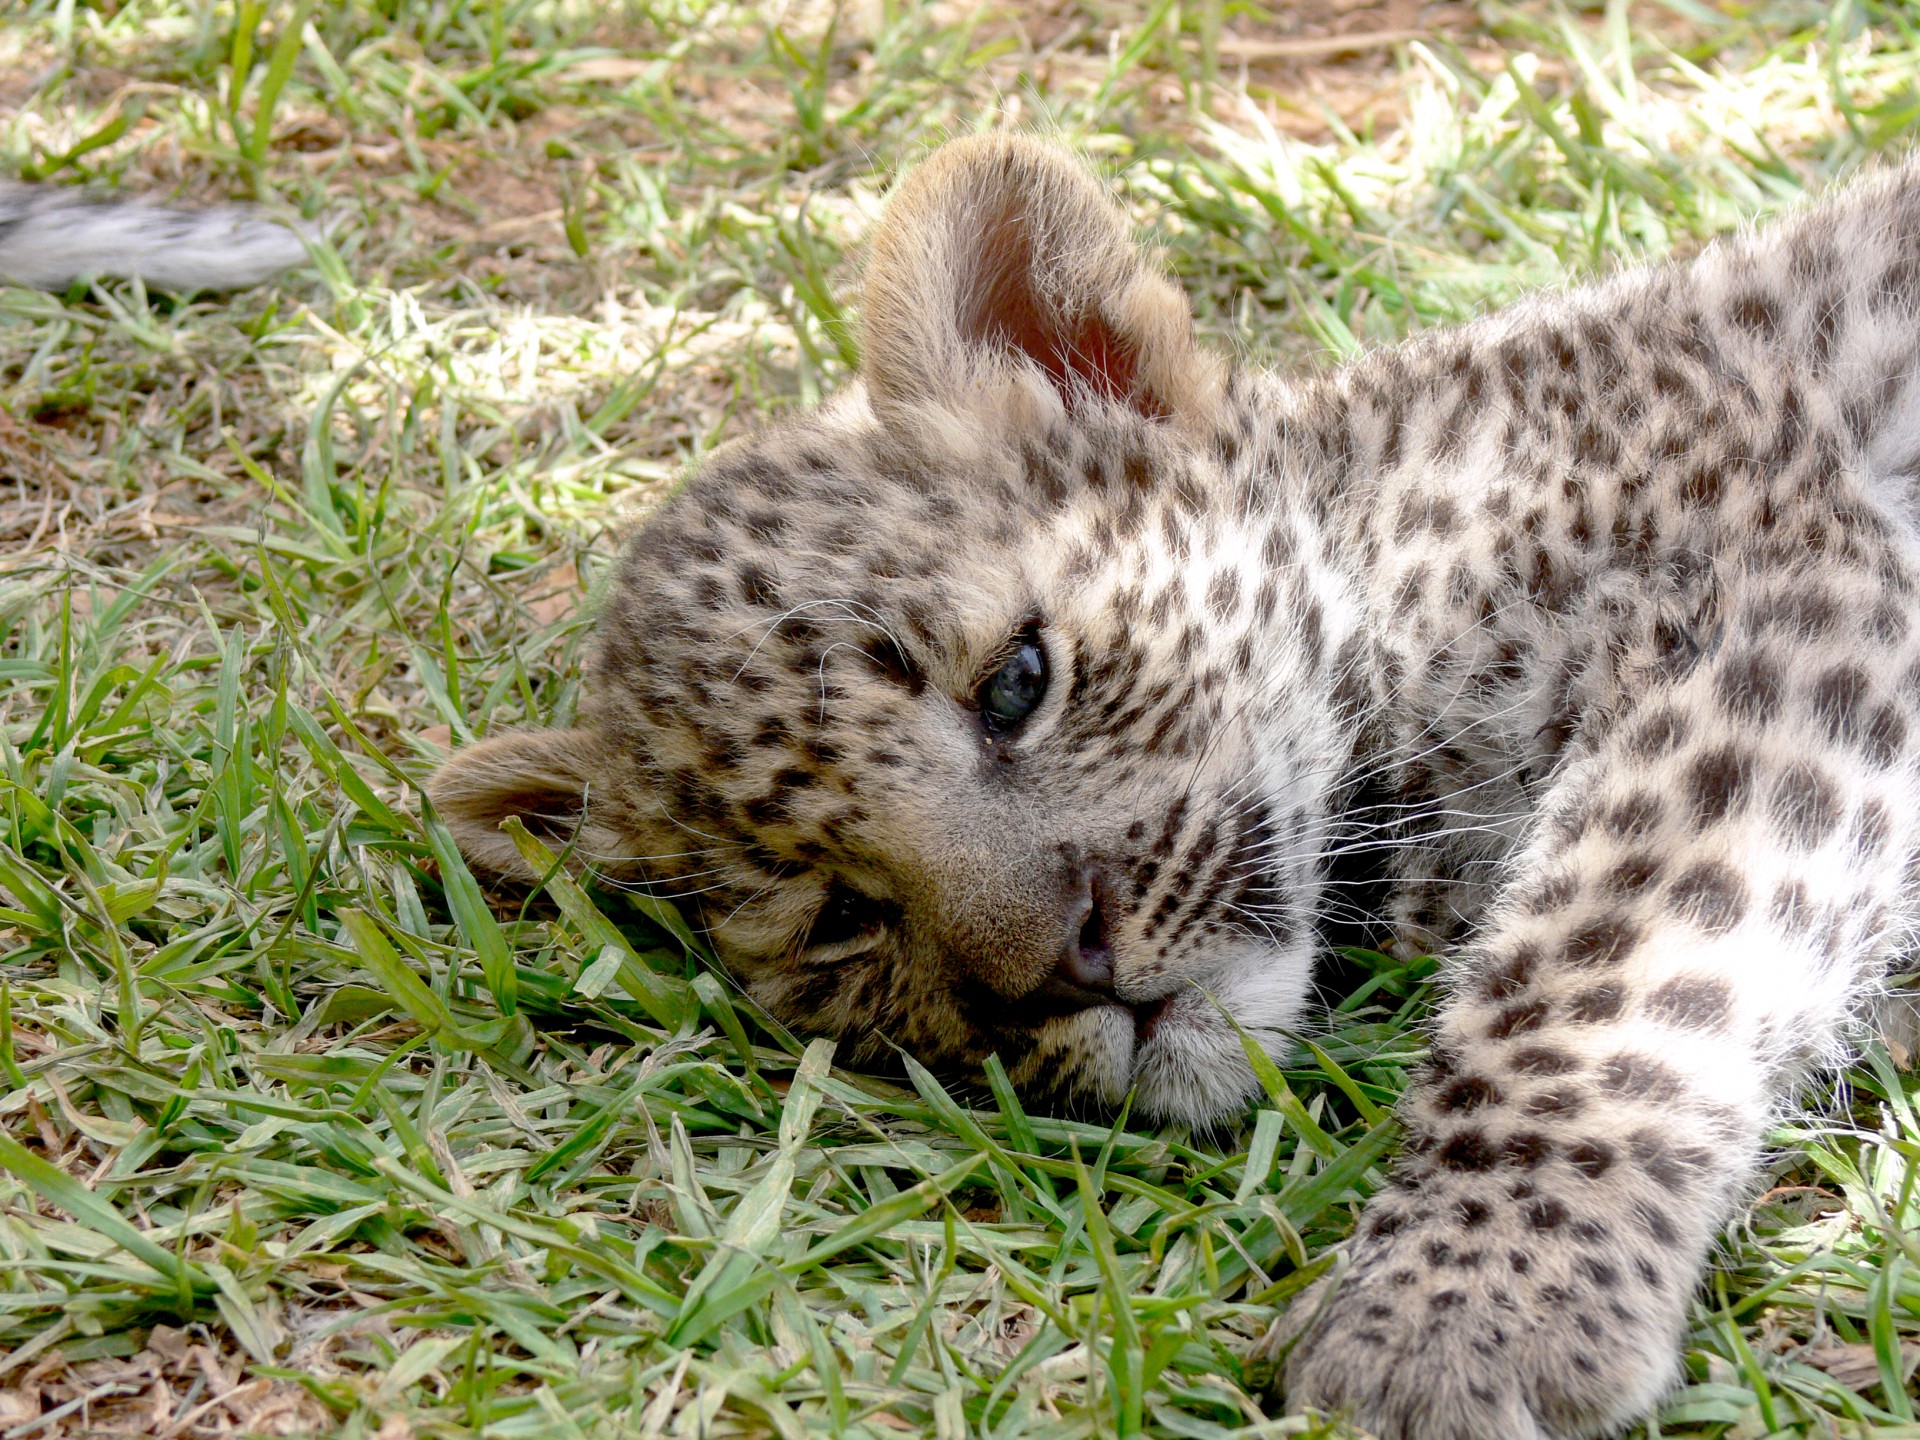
left=861, top=133, right=1225, bottom=430
left=428, top=728, right=646, bottom=880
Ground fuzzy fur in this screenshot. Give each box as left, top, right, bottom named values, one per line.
left=0, top=182, right=310, bottom=290
left=432, top=135, right=1920, bottom=1439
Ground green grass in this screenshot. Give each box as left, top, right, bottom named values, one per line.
left=3, top=1, right=1919, bottom=1435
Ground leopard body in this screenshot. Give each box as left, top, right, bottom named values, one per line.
left=434, top=136, right=1920, bottom=1438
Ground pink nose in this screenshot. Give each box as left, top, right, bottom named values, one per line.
left=1063, top=872, right=1116, bottom=987
left=1043, top=869, right=1117, bottom=1009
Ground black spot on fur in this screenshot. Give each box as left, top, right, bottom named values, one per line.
left=1597, top=1053, right=1683, bottom=1101
left=1644, top=975, right=1734, bottom=1030
left=1510, top=1045, right=1581, bottom=1076
left=1524, top=1087, right=1586, bottom=1118
left=1502, top=1132, right=1553, bottom=1168
left=1687, top=745, right=1752, bottom=825
left=1525, top=1198, right=1568, bottom=1230
left=1368, top=1209, right=1410, bottom=1239
left=1769, top=878, right=1815, bottom=934
left=1205, top=570, right=1241, bottom=620
left=1727, top=290, right=1780, bottom=335
left=1478, top=943, right=1541, bottom=1001
left=1562, top=917, right=1640, bottom=969
left=1861, top=704, right=1908, bottom=767
left=1578, top=1255, right=1620, bottom=1288
left=1438, top=1076, right=1506, bottom=1113
left=1770, top=762, right=1842, bottom=848
left=1852, top=797, right=1893, bottom=859
left=1457, top=1197, right=1493, bottom=1228
left=1634, top=1201, right=1681, bottom=1246
left=1626, top=708, right=1688, bottom=758
left=1664, top=861, right=1748, bottom=933
left=1487, top=999, right=1550, bottom=1039
left=1439, top=1129, right=1499, bottom=1171
left=1601, top=793, right=1664, bottom=839
left=1604, top=852, right=1660, bottom=895
left=1810, top=663, right=1871, bottom=746
left=1565, top=983, right=1626, bottom=1024
left=1566, top=1141, right=1616, bottom=1179
left=1713, top=650, right=1783, bottom=723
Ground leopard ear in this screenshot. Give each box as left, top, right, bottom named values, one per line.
left=862, top=134, right=1223, bottom=426
left=428, top=728, right=642, bottom=880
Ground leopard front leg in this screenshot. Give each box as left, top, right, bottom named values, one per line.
left=1279, top=621, right=1920, bottom=1439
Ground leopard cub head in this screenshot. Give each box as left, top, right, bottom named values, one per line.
left=433, top=135, right=1361, bottom=1125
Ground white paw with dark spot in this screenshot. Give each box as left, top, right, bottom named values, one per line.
left=1263, top=1226, right=1681, bottom=1440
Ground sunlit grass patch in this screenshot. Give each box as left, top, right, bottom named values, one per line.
left=2, top=1, right=1918, bottom=1435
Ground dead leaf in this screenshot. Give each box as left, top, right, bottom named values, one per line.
left=557, top=56, right=655, bottom=82
left=1803, top=1340, right=1920, bottom=1391
left=0, top=1389, right=38, bottom=1426
left=1213, top=28, right=1429, bottom=59
left=526, top=560, right=580, bottom=626
left=147, top=1326, right=191, bottom=1367
left=472, top=209, right=563, bottom=244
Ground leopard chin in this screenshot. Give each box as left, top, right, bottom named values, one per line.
left=989, top=928, right=1319, bottom=1128
left=1126, top=942, right=1320, bottom=1127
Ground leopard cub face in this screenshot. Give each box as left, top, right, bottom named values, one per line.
left=434, top=136, right=1360, bottom=1124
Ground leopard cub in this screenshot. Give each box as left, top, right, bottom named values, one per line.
left=434, top=136, right=1920, bottom=1439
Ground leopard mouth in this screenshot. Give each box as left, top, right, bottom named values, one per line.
left=1028, top=869, right=1183, bottom=1043
left=1008, top=979, right=1174, bottom=1048
left=1131, top=993, right=1176, bottom=1044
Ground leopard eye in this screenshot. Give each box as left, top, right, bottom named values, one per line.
left=978, top=627, right=1048, bottom=732
left=806, top=882, right=890, bottom=953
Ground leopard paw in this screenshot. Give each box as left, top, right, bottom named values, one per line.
left=1266, top=1195, right=1690, bottom=1440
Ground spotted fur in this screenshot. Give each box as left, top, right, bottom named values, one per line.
left=433, top=136, right=1920, bottom=1438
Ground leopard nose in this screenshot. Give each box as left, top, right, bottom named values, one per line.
left=1044, top=870, right=1118, bottom=1008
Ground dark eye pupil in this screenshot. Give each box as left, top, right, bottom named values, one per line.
left=809, top=886, right=882, bottom=949
left=980, top=638, right=1047, bottom=729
